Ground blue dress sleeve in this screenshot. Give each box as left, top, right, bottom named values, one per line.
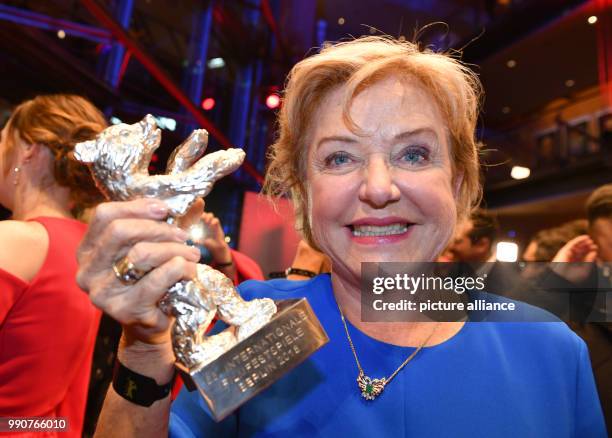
left=574, top=339, right=607, bottom=437
left=169, top=384, right=238, bottom=438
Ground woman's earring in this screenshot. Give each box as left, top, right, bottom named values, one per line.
left=13, top=166, right=20, bottom=186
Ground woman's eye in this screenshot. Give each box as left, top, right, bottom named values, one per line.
left=324, top=152, right=353, bottom=167
left=399, top=146, right=429, bottom=165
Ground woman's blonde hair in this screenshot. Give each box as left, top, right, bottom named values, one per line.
left=4, top=94, right=107, bottom=209
left=264, top=36, right=483, bottom=248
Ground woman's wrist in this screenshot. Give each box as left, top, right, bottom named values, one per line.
left=215, top=258, right=233, bottom=268
left=118, top=335, right=175, bottom=385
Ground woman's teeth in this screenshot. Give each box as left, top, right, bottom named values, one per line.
left=352, top=223, right=408, bottom=237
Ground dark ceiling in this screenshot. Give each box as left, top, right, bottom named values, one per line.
left=0, top=0, right=593, bottom=114
left=0, top=0, right=605, bottom=202
left=479, top=1, right=599, bottom=128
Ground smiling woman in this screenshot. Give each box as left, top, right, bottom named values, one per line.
left=264, top=38, right=482, bottom=250
left=76, top=36, right=606, bottom=438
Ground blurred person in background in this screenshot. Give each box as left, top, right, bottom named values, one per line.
left=448, top=208, right=501, bottom=285
left=448, top=208, right=498, bottom=264
left=523, top=219, right=588, bottom=263
left=197, top=208, right=265, bottom=283
left=271, top=239, right=333, bottom=280
left=567, top=184, right=612, bottom=432
left=587, top=184, right=612, bottom=263
left=0, top=94, right=106, bottom=437
left=522, top=185, right=611, bottom=431
left=521, top=220, right=589, bottom=281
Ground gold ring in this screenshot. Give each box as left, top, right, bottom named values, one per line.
left=112, top=256, right=147, bottom=285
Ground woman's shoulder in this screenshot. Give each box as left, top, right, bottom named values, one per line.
left=486, top=292, right=588, bottom=345
left=0, top=221, right=47, bottom=257
left=0, top=218, right=43, bottom=234
left=237, top=274, right=331, bottom=301
left=32, top=216, right=88, bottom=232
left=473, top=318, right=587, bottom=363
left=0, top=220, right=49, bottom=281
left=0, top=218, right=84, bottom=250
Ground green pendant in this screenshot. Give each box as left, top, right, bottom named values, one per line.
left=357, top=371, right=386, bottom=400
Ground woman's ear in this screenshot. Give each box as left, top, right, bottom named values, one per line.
left=18, top=141, right=39, bottom=163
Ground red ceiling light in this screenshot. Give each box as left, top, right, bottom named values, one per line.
left=265, top=93, right=281, bottom=109
left=201, top=97, right=216, bottom=111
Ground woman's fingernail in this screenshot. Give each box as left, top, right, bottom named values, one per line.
left=190, top=247, right=202, bottom=260
left=149, top=202, right=168, bottom=217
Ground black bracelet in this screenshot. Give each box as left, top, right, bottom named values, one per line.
left=285, top=267, right=317, bottom=278
left=112, top=359, right=175, bottom=407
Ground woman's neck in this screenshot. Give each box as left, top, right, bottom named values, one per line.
left=331, top=273, right=465, bottom=348
left=11, top=184, right=72, bottom=221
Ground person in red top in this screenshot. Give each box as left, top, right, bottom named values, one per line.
left=0, top=94, right=107, bottom=437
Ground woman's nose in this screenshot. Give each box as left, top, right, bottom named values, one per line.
left=358, top=157, right=401, bottom=208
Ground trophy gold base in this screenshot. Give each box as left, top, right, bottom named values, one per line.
left=180, top=298, right=329, bottom=421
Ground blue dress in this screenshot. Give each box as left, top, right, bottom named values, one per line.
left=169, top=274, right=606, bottom=437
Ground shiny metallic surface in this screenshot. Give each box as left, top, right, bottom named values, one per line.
left=73, top=114, right=245, bottom=217
left=74, top=115, right=276, bottom=374
left=159, top=264, right=276, bottom=373
left=166, top=129, right=209, bottom=175
left=74, top=117, right=329, bottom=419
left=187, top=298, right=329, bottom=421
left=112, top=256, right=146, bottom=284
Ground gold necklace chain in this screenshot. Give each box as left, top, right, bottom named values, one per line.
left=338, top=308, right=439, bottom=400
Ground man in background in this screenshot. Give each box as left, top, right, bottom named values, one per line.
left=580, top=184, right=612, bottom=431
left=449, top=209, right=498, bottom=263
left=449, top=209, right=499, bottom=265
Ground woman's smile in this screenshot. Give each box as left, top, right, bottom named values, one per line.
left=346, top=216, right=414, bottom=244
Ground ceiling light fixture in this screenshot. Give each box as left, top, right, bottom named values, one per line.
left=588, top=15, right=598, bottom=24
left=265, top=93, right=281, bottom=109
left=201, top=97, right=216, bottom=111
left=496, top=242, right=518, bottom=262
left=207, top=57, right=225, bottom=69
left=511, top=165, right=530, bottom=180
